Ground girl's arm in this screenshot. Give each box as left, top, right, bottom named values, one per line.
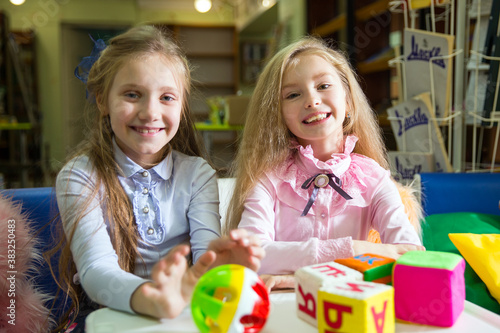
left=354, top=172, right=425, bottom=259
left=238, top=178, right=353, bottom=275
left=184, top=157, right=221, bottom=262
left=186, top=157, right=264, bottom=270
left=370, top=174, right=423, bottom=246
left=56, top=159, right=146, bottom=314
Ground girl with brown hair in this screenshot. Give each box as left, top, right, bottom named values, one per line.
left=53, top=25, right=263, bottom=332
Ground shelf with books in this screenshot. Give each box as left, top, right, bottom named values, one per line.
left=162, top=24, right=239, bottom=118
left=357, top=47, right=395, bottom=74
left=310, top=0, right=390, bottom=37
left=240, top=40, right=270, bottom=85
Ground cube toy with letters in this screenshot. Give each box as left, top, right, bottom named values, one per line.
left=335, top=253, right=395, bottom=284
left=317, top=280, right=395, bottom=333
left=295, top=262, right=363, bottom=327
left=393, top=251, right=465, bottom=327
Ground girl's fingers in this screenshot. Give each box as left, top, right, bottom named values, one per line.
left=167, top=244, right=191, bottom=260
left=151, top=245, right=191, bottom=281
left=190, top=250, right=216, bottom=279
left=229, top=228, right=249, bottom=243
left=248, top=245, right=266, bottom=259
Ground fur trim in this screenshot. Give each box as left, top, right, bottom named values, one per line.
left=394, top=180, right=423, bottom=238
left=0, top=194, right=54, bottom=332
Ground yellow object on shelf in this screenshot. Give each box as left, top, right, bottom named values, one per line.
left=0, top=122, right=32, bottom=130
left=195, top=122, right=243, bottom=132
left=408, top=0, right=451, bottom=10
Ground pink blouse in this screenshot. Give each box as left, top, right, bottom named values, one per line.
left=238, top=135, right=422, bottom=275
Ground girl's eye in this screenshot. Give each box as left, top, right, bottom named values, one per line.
left=285, top=92, right=300, bottom=100
left=124, top=92, right=139, bottom=99
left=318, top=83, right=330, bottom=90
left=161, top=95, right=175, bottom=102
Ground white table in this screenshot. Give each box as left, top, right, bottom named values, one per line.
left=86, top=292, right=500, bottom=333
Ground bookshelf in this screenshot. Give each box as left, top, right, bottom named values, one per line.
left=165, top=24, right=239, bottom=118
left=0, top=11, right=42, bottom=188
left=238, top=2, right=279, bottom=91
left=240, top=40, right=269, bottom=85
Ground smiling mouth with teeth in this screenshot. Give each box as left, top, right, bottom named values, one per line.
left=303, top=113, right=331, bottom=124
left=134, top=127, right=162, bottom=134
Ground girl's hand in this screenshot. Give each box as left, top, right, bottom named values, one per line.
left=207, top=229, right=265, bottom=272
left=131, top=244, right=215, bottom=319
left=260, top=274, right=295, bottom=293
left=352, top=240, right=425, bottom=260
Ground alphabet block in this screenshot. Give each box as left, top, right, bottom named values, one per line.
left=317, top=280, right=395, bottom=333
left=335, top=253, right=395, bottom=284
left=295, top=262, right=363, bottom=327
left=393, top=251, right=465, bottom=327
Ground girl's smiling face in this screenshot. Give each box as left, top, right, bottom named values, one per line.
left=281, top=54, right=347, bottom=153
left=104, top=54, right=183, bottom=167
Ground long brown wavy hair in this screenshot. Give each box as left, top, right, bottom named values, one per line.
left=48, top=25, right=207, bottom=331
left=224, top=36, right=388, bottom=234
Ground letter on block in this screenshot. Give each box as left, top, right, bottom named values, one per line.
left=295, top=262, right=363, bottom=327
left=317, top=280, right=395, bottom=333
left=335, top=253, right=395, bottom=284
left=393, top=251, right=465, bottom=327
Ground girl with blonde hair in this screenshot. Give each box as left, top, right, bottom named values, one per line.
left=226, top=36, right=423, bottom=290
left=52, top=25, right=263, bottom=332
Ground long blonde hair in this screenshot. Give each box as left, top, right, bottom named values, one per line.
left=225, top=36, right=387, bottom=233
left=49, top=25, right=206, bottom=330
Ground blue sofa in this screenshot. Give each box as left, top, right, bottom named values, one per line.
left=416, top=172, right=500, bottom=216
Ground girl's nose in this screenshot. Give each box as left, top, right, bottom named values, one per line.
left=139, top=98, right=160, bottom=121
left=305, top=93, right=321, bottom=108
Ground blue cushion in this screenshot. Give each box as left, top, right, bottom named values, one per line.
left=419, top=172, right=500, bottom=216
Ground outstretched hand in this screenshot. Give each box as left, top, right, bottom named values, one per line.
left=131, top=230, right=265, bottom=319
left=353, top=240, right=425, bottom=260
left=131, top=244, right=215, bottom=319
left=208, top=229, right=265, bottom=272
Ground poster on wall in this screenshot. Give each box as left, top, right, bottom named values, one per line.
left=404, top=28, right=455, bottom=121
left=388, top=152, right=435, bottom=184
left=387, top=92, right=453, bottom=172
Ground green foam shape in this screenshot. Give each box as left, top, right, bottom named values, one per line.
left=396, top=250, right=463, bottom=270
left=364, top=262, right=394, bottom=281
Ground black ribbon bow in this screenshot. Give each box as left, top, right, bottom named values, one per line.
left=300, top=173, right=353, bottom=216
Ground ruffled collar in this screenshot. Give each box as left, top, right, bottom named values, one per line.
left=295, top=135, right=358, bottom=176
left=273, top=135, right=373, bottom=213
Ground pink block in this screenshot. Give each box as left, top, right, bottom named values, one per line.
left=393, top=258, right=465, bottom=327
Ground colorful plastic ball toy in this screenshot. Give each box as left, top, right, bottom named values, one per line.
left=191, top=264, right=270, bottom=333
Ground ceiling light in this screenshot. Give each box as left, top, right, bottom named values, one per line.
left=262, top=0, right=272, bottom=7
left=10, top=0, right=26, bottom=5
left=194, top=0, right=212, bottom=13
